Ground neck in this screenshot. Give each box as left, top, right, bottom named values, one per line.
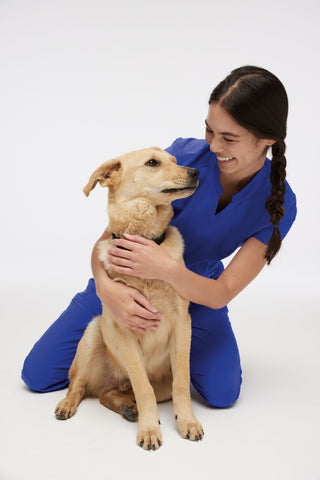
left=108, top=198, right=173, bottom=240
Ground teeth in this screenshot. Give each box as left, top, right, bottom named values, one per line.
left=217, top=156, right=234, bottom=162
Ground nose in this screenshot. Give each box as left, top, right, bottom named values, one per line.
left=208, top=136, right=222, bottom=153
left=187, top=168, right=200, bottom=180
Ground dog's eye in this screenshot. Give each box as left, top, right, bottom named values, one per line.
left=145, top=159, right=160, bottom=167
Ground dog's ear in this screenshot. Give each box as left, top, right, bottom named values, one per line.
left=150, top=147, right=163, bottom=152
left=83, top=159, right=122, bottom=197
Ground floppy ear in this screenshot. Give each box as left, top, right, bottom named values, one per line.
left=83, top=159, right=121, bottom=197
left=150, top=147, right=163, bottom=152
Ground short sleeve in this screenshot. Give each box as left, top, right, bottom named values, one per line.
left=165, top=138, right=184, bottom=156
left=253, top=193, right=297, bottom=245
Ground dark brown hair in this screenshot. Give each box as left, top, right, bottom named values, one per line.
left=209, top=65, right=288, bottom=264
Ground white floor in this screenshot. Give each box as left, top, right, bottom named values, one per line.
left=1, top=273, right=319, bottom=480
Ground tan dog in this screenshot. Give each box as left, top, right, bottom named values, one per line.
left=55, top=147, right=203, bottom=450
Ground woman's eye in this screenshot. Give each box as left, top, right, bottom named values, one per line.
left=224, top=138, right=234, bottom=143
left=145, top=159, right=160, bottom=166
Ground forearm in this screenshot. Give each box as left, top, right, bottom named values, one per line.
left=91, top=228, right=113, bottom=297
left=166, top=261, right=229, bottom=310
left=164, top=237, right=267, bottom=309
left=107, top=235, right=267, bottom=310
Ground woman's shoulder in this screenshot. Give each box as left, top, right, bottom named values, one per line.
left=165, top=137, right=210, bottom=156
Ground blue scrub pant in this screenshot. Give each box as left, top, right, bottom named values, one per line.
left=21, top=279, right=242, bottom=408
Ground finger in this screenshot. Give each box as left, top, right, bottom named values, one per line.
left=133, top=304, right=163, bottom=321
left=107, top=254, right=132, bottom=268
left=129, top=316, right=160, bottom=331
left=107, top=247, right=132, bottom=260
left=123, top=233, right=152, bottom=245
left=110, top=238, right=137, bottom=250
left=107, top=264, right=133, bottom=275
left=130, top=290, right=163, bottom=317
left=129, top=325, right=146, bottom=334
left=126, top=315, right=159, bottom=331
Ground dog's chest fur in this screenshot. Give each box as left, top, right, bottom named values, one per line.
left=98, top=225, right=189, bottom=378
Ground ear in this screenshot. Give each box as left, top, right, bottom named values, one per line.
left=83, top=159, right=121, bottom=197
left=150, top=147, right=163, bottom=152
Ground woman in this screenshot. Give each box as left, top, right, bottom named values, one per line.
left=22, top=66, right=297, bottom=408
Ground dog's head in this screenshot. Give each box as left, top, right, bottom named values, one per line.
left=83, top=147, right=199, bottom=205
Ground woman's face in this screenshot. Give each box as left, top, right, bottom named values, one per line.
left=205, top=102, right=275, bottom=182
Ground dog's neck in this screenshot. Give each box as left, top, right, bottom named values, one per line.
left=108, top=198, right=174, bottom=240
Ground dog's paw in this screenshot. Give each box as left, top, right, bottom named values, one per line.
left=121, top=403, right=138, bottom=422
left=55, top=399, right=77, bottom=420
left=176, top=417, right=204, bottom=442
left=137, top=425, right=163, bottom=451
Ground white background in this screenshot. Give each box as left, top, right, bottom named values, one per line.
left=0, top=0, right=319, bottom=479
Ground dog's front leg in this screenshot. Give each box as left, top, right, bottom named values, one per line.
left=111, top=333, right=162, bottom=450
left=127, top=354, right=162, bottom=450
left=170, top=312, right=204, bottom=441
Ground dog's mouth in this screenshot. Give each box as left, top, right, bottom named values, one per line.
left=161, top=185, right=197, bottom=194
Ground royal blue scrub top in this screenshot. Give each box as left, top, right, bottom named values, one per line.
left=166, top=138, right=297, bottom=279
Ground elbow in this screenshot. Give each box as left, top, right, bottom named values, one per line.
left=210, top=298, right=228, bottom=310
left=207, top=282, right=233, bottom=310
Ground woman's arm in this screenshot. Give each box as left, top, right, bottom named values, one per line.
left=107, top=235, right=268, bottom=309
left=166, top=237, right=267, bottom=309
left=92, top=228, right=163, bottom=333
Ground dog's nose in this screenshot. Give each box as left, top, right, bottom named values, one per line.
left=187, top=168, right=200, bottom=179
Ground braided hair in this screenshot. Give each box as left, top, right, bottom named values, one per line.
left=209, top=66, right=288, bottom=264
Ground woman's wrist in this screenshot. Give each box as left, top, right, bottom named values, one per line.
left=159, top=256, right=183, bottom=284
left=94, top=270, right=113, bottom=299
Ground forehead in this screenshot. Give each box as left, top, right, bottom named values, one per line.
left=118, top=148, right=176, bottom=166
left=207, top=103, right=248, bottom=136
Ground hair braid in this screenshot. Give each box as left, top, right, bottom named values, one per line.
left=264, top=140, right=287, bottom=263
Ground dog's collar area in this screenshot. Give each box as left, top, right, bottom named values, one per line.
left=112, top=232, right=166, bottom=250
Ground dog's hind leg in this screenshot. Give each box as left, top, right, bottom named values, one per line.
left=55, top=363, right=86, bottom=420
left=99, top=387, right=138, bottom=422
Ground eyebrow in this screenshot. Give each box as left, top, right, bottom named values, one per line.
left=205, top=119, right=240, bottom=138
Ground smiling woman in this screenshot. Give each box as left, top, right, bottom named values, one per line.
left=21, top=66, right=296, bottom=413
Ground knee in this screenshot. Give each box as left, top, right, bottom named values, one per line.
left=204, top=381, right=242, bottom=408
left=192, top=373, right=242, bottom=409
left=21, top=349, right=69, bottom=393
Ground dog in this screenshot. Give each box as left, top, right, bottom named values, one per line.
left=55, top=147, right=203, bottom=450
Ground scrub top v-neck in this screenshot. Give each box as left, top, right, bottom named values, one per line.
left=166, top=138, right=297, bottom=280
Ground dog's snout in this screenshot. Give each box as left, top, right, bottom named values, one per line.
left=187, top=168, right=200, bottom=180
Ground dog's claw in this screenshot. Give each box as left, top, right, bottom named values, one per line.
left=121, top=404, right=138, bottom=422
left=55, top=413, right=67, bottom=420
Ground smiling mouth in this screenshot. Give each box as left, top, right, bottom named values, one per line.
left=161, top=185, right=197, bottom=194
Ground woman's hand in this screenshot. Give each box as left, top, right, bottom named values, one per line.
left=96, top=275, right=163, bottom=334
left=106, top=234, right=176, bottom=281
left=92, top=228, right=163, bottom=334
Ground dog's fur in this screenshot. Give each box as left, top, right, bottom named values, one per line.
left=55, top=147, right=203, bottom=450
